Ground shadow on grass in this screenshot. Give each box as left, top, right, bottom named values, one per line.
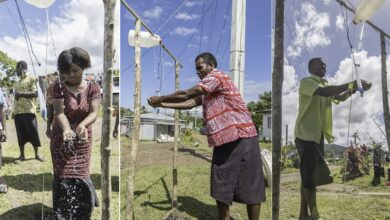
left=142, top=177, right=218, bottom=219
left=144, top=196, right=217, bottom=219
left=90, top=174, right=120, bottom=192
left=0, top=203, right=55, bottom=220
left=3, top=173, right=119, bottom=192
left=0, top=156, right=20, bottom=167
left=3, top=172, right=53, bottom=192
left=177, top=148, right=212, bottom=163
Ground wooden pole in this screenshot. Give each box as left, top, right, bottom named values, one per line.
left=380, top=32, right=390, bottom=152
left=285, top=124, right=288, bottom=146
left=272, top=0, right=284, bottom=219
left=127, top=18, right=141, bottom=220
left=101, top=0, right=116, bottom=219
left=172, top=61, right=180, bottom=213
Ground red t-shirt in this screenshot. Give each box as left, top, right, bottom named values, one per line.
left=197, top=69, right=257, bottom=147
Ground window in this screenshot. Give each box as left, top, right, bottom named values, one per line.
left=267, top=116, right=271, bottom=129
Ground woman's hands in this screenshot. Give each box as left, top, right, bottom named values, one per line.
left=63, top=129, right=76, bottom=142
left=76, top=124, right=88, bottom=144
left=62, top=125, right=88, bottom=144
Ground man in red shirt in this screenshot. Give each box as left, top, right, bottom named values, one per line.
left=149, top=52, right=265, bottom=220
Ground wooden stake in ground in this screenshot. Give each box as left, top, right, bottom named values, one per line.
left=127, top=18, right=141, bottom=220
left=172, top=61, right=180, bottom=213
left=101, top=0, right=116, bottom=219
left=272, top=0, right=284, bottom=219
left=380, top=32, right=390, bottom=152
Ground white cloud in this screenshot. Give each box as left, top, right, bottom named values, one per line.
left=0, top=0, right=120, bottom=76
left=185, top=1, right=202, bottom=7
left=282, top=51, right=390, bottom=148
left=143, top=6, right=163, bottom=19
left=323, top=0, right=331, bottom=5
left=287, top=3, right=331, bottom=58
left=170, top=27, right=198, bottom=36
left=336, top=14, right=344, bottom=31
left=175, top=12, right=200, bottom=20
left=243, top=80, right=271, bottom=103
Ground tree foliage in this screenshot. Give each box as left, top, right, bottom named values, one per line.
left=0, top=50, right=17, bottom=88
left=120, top=107, right=133, bottom=117
left=247, top=91, right=272, bottom=129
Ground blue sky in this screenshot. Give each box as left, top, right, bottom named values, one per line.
left=0, top=0, right=119, bottom=76
left=280, top=0, right=390, bottom=147
left=120, top=0, right=271, bottom=109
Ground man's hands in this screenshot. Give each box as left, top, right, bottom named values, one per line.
left=361, top=80, right=372, bottom=91
left=148, top=96, right=163, bottom=108
left=353, top=79, right=372, bottom=92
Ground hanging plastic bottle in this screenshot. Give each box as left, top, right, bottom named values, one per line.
left=24, top=0, right=55, bottom=8
left=353, top=0, right=385, bottom=24
left=128, top=30, right=161, bottom=48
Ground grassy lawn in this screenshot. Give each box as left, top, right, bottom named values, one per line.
left=121, top=132, right=271, bottom=219
left=280, top=164, right=390, bottom=219
left=0, top=116, right=120, bottom=219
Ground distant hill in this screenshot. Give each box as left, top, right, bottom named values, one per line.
left=324, top=143, right=346, bottom=157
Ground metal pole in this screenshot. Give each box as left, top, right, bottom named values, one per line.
left=380, top=32, right=390, bottom=152
left=230, top=0, right=246, bottom=97
left=126, top=18, right=141, bottom=220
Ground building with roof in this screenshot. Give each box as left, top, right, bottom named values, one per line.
left=121, top=112, right=187, bottom=142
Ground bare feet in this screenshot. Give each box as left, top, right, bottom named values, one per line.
left=14, top=156, right=25, bottom=163
left=35, top=155, right=44, bottom=162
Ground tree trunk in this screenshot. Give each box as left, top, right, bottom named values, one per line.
left=272, top=0, right=284, bottom=219
left=126, top=18, right=141, bottom=220
left=101, top=0, right=116, bottom=219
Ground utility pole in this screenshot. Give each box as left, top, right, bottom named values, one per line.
left=101, top=0, right=116, bottom=219
left=230, top=0, right=246, bottom=97
left=127, top=18, right=141, bottom=220
left=272, top=0, right=284, bottom=219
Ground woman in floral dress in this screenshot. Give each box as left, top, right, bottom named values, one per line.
left=51, top=47, right=101, bottom=219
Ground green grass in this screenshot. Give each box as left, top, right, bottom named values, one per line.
left=0, top=116, right=120, bottom=219
left=121, top=136, right=271, bottom=219
left=280, top=164, right=390, bottom=219
left=121, top=164, right=271, bottom=220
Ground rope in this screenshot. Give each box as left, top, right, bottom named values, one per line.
left=155, top=0, right=190, bottom=34
left=339, top=2, right=366, bottom=182
left=15, top=0, right=41, bottom=73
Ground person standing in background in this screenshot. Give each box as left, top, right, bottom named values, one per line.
left=13, top=61, right=43, bottom=163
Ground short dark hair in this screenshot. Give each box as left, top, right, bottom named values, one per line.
left=308, top=57, right=322, bottom=71
left=57, top=47, right=91, bottom=74
left=16, top=61, right=28, bottom=70
left=195, top=52, right=217, bottom=68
